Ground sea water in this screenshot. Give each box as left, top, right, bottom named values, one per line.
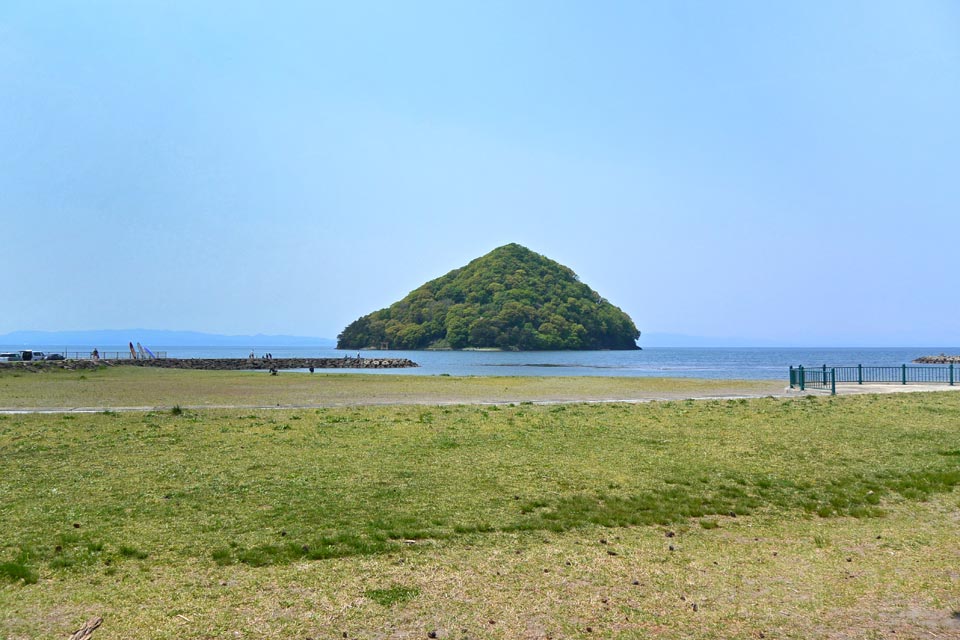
left=4, top=345, right=957, bottom=380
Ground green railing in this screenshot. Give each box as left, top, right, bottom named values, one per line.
left=790, top=364, right=956, bottom=395
left=790, top=366, right=836, bottom=394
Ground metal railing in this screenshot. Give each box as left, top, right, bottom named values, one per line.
left=83, top=351, right=168, bottom=360
left=790, top=364, right=956, bottom=395
left=790, top=365, right=836, bottom=394
left=20, top=351, right=168, bottom=361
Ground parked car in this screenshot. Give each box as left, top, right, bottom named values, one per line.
left=45, top=353, right=65, bottom=360
left=20, top=350, right=46, bottom=361
left=0, top=352, right=22, bottom=362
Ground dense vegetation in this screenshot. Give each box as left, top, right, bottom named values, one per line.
left=337, top=243, right=640, bottom=350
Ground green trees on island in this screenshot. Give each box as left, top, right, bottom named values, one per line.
left=337, top=244, right=640, bottom=351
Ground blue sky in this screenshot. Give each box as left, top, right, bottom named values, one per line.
left=2, top=1, right=958, bottom=346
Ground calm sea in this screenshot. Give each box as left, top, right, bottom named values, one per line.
left=4, top=345, right=957, bottom=380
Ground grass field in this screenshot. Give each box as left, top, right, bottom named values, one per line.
left=0, top=367, right=784, bottom=409
left=1, top=372, right=959, bottom=638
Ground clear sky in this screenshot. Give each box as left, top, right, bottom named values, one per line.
left=2, top=1, right=958, bottom=346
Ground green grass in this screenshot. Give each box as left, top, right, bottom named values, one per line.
left=0, top=366, right=783, bottom=409
left=0, top=560, right=37, bottom=585
left=365, top=585, right=421, bottom=607
left=2, top=393, right=958, bottom=573
left=2, top=390, right=959, bottom=638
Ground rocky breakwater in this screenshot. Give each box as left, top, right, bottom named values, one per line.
left=0, top=357, right=419, bottom=372
left=0, top=360, right=104, bottom=372
left=120, top=357, right=419, bottom=370
left=913, top=354, right=960, bottom=364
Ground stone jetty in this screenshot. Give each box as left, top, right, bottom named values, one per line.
left=0, top=357, right=418, bottom=372
left=912, top=354, right=960, bottom=364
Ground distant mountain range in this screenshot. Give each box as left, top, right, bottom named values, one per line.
left=6, top=329, right=931, bottom=349
left=639, top=333, right=786, bottom=348
left=0, top=329, right=335, bottom=347
left=0, top=329, right=787, bottom=348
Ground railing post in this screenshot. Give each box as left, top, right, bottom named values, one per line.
left=789, top=365, right=795, bottom=389
left=857, top=364, right=863, bottom=385
left=799, top=365, right=805, bottom=391
left=831, top=368, right=836, bottom=396
left=950, top=363, right=954, bottom=386
left=901, top=364, right=907, bottom=385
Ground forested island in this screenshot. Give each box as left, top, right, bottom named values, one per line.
left=337, top=243, right=640, bottom=351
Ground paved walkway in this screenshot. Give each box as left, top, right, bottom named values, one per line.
left=3, top=383, right=959, bottom=414
left=793, top=383, right=960, bottom=396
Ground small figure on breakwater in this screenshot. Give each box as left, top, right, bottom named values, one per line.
left=91, top=348, right=99, bottom=361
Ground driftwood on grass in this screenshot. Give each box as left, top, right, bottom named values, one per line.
left=68, top=617, right=102, bottom=640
